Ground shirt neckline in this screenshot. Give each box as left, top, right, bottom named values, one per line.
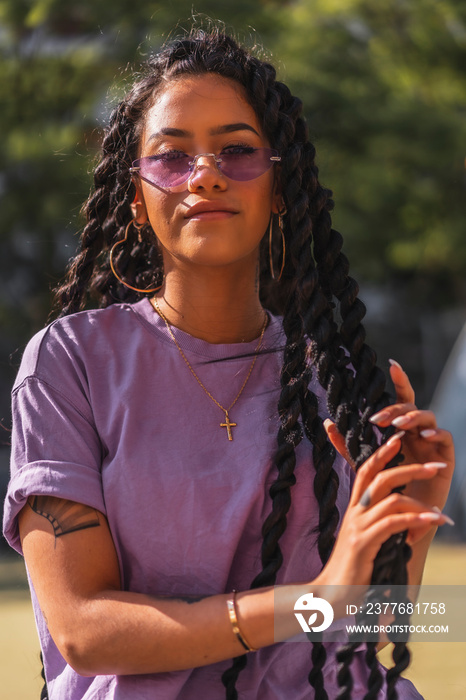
left=129, top=297, right=283, bottom=360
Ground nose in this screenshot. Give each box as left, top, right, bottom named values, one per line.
left=187, top=153, right=227, bottom=191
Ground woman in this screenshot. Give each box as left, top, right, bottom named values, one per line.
left=3, top=28, right=454, bottom=699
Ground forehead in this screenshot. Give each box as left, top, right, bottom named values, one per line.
left=141, top=74, right=263, bottom=147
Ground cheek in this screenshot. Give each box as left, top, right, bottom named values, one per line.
left=250, top=180, right=276, bottom=224
left=144, top=191, right=176, bottom=231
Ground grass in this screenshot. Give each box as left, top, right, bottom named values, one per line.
left=1, top=542, right=465, bottom=699
left=378, top=542, right=466, bottom=699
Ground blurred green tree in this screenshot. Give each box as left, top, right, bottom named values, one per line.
left=270, top=0, right=466, bottom=305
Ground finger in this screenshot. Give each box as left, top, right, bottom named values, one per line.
left=389, top=359, right=416, bottom=404
left=363, top=509, right=453, bottom=550
left=359, top=491, right=453, bottom=526
left=358, top=462, right=448, bottom=508
left=390, top=409, right=437, bottom=432
left=369, top=402, right=416, bottom=427
left=419, top=428, right=455, bottom=469
left=419, top=427, right=454, bottom=449
left=350, top=432, right=405, bottom=504
left=323, top=419, right=355, bottom=469
left=351, top=497, right=454, bottom=560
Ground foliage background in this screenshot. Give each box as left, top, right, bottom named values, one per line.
left=1, top=0, right=465, bottom=495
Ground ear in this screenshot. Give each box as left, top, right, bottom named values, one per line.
left=130, top=181, right=148, bottom=225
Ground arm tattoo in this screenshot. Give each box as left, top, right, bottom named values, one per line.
left=154, top=594, right=209, bottom=605
left=174, top=595, right=209, bottom=605
left=28, top=495, right=101, bottom=539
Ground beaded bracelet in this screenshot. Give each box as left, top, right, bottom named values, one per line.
left=226, top=590, right=258, bottom=653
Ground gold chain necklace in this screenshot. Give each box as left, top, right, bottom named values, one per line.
left=152, top=298, right=268, bottom=441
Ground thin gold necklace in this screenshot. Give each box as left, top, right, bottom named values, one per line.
left=152, top=298, right=268, bottom=441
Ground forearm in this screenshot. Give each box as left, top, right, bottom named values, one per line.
left=18, top=498, right=317, bottom=676
left=406, top=525, right=437, bottom=586
left=58, top=583, right=311, bottom=676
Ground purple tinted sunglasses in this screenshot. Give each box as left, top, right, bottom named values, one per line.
left=130, top=147, right=281, bottom=190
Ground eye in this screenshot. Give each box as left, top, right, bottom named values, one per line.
left=156, top=150, right=189, bottom=161
left=221, top=144, right=257, bottom=155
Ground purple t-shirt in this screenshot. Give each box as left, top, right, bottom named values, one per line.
left=3, top=299, right=422, bottom=699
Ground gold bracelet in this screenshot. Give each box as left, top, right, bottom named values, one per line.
left=226, top=591, right=258, bottom=653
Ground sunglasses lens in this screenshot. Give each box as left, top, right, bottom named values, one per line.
left=220, top=148, right=277, bottom=181
left=137, top=154, right=191, bottom=188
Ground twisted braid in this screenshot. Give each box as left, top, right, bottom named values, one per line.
left=284, top=139, right=342, bottom=698
left=53, top=75, right=165, bottom=316
left=309, top=155, right=413, bottom=697
left=54, top=104, right=130, bottom=315
left=386, top=642, right=411, bottom=700
left=51, top=26, right=414, bottom=699
left=384, top=541, right=412, bottom=699
left=363, top=643, right=384, bottom=700
left=336, top=642, right=358, bottom=699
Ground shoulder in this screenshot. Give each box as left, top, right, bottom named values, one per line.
left=13, top=302, right=145, bottom=392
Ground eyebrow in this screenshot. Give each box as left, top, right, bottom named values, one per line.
left=147, top=122, right=261, bottom=143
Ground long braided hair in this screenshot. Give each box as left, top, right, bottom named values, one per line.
left=53, top=26, right=411, bottom=699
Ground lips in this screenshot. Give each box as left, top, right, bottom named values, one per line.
left=184, top=201, right=238, bottom=218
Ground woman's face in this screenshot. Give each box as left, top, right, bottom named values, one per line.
left=132, top=74, right=281, bottom=274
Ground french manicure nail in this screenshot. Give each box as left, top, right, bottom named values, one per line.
left=387, top=430, right=406, bottom=445
left=424, top=462, right=448, bottom=469
left=392, top=415, right=410, bottom=428
left=389, top=359, right=403, bottom=370
left=419, top=512, right=443, bottom=523
left=430, top=507, right=455, bottom=526
left=420, top=429, right=437, bottom=438
left=369, top=411, right=390, bottom=424
left=428, top=506, right=455, bottom=525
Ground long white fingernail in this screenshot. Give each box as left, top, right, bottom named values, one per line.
left=424, top=462, right=448, bottom=469
left=389, top=359, right=403, bottom=370
left=420, top=429, right=437, bottom=438
left=387, top=431, right=406, bottom=445
left=419, top=512, right=443, bottom=523
left=392, top=415, right=410, bottom=427
left=431, top=507, right=455, bottom=526
left=369, top=410, right=390, bottom=425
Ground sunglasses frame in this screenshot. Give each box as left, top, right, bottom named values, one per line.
left=129, top=148, right=281, bottom=190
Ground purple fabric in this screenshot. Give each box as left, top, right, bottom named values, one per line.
left=3, top=299, right=422, bottom=699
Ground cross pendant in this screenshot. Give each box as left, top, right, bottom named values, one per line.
left=220, top=411, right=237, bottom=441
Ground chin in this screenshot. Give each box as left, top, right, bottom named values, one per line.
left=184, top=241, right=258, bottom=268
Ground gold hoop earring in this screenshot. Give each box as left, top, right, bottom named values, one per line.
left=268, top=209, right=286, bottom=282
left=109, top=219, right=162, bottom=294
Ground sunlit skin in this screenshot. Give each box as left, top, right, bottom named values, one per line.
left=132, top=74, right=282, bottom=344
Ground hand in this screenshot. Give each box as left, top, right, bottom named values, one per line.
left=367, top=360, right=454, bottom=517
left=323, top=360, right=454, bottom=554
left=317, top=432, right=452, bottom=590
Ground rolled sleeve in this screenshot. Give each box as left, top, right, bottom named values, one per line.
left=3, top=376, right=105, bottom=553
